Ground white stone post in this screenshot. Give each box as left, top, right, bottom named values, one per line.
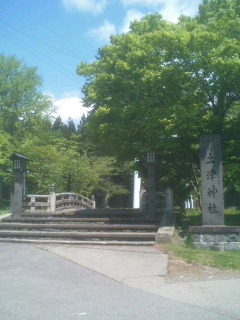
left=49, top=184, right=56, bottom=213
left=92, top=195, right=96, bottom=209
left=133, top=171, right=141, bottom=209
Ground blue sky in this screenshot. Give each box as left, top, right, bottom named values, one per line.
left=0, top=0, right=202, bottom=123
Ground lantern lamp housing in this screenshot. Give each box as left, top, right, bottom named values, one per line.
left=146, top=152, right=155, bottom=164
left=10, top=153, right=29, bottom=172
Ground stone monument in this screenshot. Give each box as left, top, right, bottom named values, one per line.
left=189, top=135, right=240, bottom=251
left=200, top=135, right=224, bottom=225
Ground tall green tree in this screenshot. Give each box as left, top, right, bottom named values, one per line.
left=0, top=54, right=132, bottom=205
left=90, top=157, right=131, bottom=207
left=0, top=131, right=15, bottom=200
left=0, top=54, right=55, bottom=198
left=20, top=137, right=94, bottom=195
left=0, top=54, right=54, bottom=140
left=77, top=0, right=240, bottom=204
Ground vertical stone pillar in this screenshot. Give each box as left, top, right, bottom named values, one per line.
left=12, top=171, right=24, bottom=217
left=165, top=187, right=173, bottom=210
left=148, top=163, right=156, bottom=218
left=200, top=135, right=224, bottom=225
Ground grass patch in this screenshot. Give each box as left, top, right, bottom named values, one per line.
left=164, top=241, right=240, bottom=270
left=0, top=200, right=10, bottom=216
left=170, top=209, right=240, bottom=270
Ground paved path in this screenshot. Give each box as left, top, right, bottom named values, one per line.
left=0, top=242, right=239, bottom=319
left=39, top=244, right=240, bottom=319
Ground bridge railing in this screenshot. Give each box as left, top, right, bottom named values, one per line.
left=55, top=193, right=95, bottom=212
left=24, top=192, right=95, bottom=214
left=23, top=195, right=50, bottom=213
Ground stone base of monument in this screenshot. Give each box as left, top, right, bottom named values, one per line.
left=189, top=226, right=240, bottom=251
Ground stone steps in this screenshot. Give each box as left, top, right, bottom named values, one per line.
left=2, top=217, right=158, bottom=224
left=0, top=210, right=161, bottom=245
left=0, top=238, right=155, bottom=246
left=0, top=222, right=159, bottom=232
left=0, top=230, right=156, bottom=240
left=22, top=208, right=144, bottom=218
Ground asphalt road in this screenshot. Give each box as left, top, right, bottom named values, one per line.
left=0, top=243, right=238, bottom=320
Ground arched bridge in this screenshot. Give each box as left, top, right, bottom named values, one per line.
left=24, top=192, right=95, bottom=214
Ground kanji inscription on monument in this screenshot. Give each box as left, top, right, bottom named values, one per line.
left=200, top=135, right=224, bottom=225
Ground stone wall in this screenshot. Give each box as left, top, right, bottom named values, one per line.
left=189, top=226, right=240, bottom=251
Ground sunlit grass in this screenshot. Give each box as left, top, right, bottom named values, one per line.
left=164, top=241, right=240, bottom=270
left=169, top=207, right=240, bottom=270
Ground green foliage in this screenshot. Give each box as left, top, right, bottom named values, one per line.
left=0, top=131, right=15, bottom=195
left=0, top=54, right=54, bottom=140
left=0, top=54, right=132, bottom=206
left=77, top=1, right=240, bottom=205
left=52, top=116, right=77, bottom=139
left=90, top=157, right=130, bottom=207
left=0, top=200, right=10, bottom=216
left=225, top=208, right=240, bottom=226
left=0, top=54, right=57, bottom=197
left=0, top=131, right=14, bottom=172
left=19, top=137, right=92, bottom=195
left=164, top=242, right=240, bottom=270
left=2, top=0, right=240, bottom=208
left=182, top=208, right=240, bottom=226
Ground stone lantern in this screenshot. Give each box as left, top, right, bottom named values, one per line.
left=10, top=153, right=29, bottom=217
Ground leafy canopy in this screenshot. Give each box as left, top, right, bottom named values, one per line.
left=0, top=54, right=54, bottom=139
left=77, top=0, right=240, bottom=201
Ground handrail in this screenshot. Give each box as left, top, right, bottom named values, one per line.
left=55, top=193, right=95, bottom=212
left=24, top=192, right=95, bottom=214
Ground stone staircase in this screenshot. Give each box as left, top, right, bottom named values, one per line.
left=0, top=209, right=161, bottom=246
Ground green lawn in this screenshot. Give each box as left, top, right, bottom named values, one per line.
left=164, top=241, right=240, bottom=270
left=169, top=208, right=240, bottom=270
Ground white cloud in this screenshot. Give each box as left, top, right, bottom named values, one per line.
left=88, top=10, right=143, bottom=43
left=53, top=95, right=88, bottom=124
left=62, top=0, right=107, bottom=15
left=160, top=0, right=202, bottom=22
left=121, top=0, right=202, bottom=22
left=120, top=9, right=144, bottom=33
left=88, top=20, right=116, bottom=43
left=122, top=0, right=164, bottom=7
